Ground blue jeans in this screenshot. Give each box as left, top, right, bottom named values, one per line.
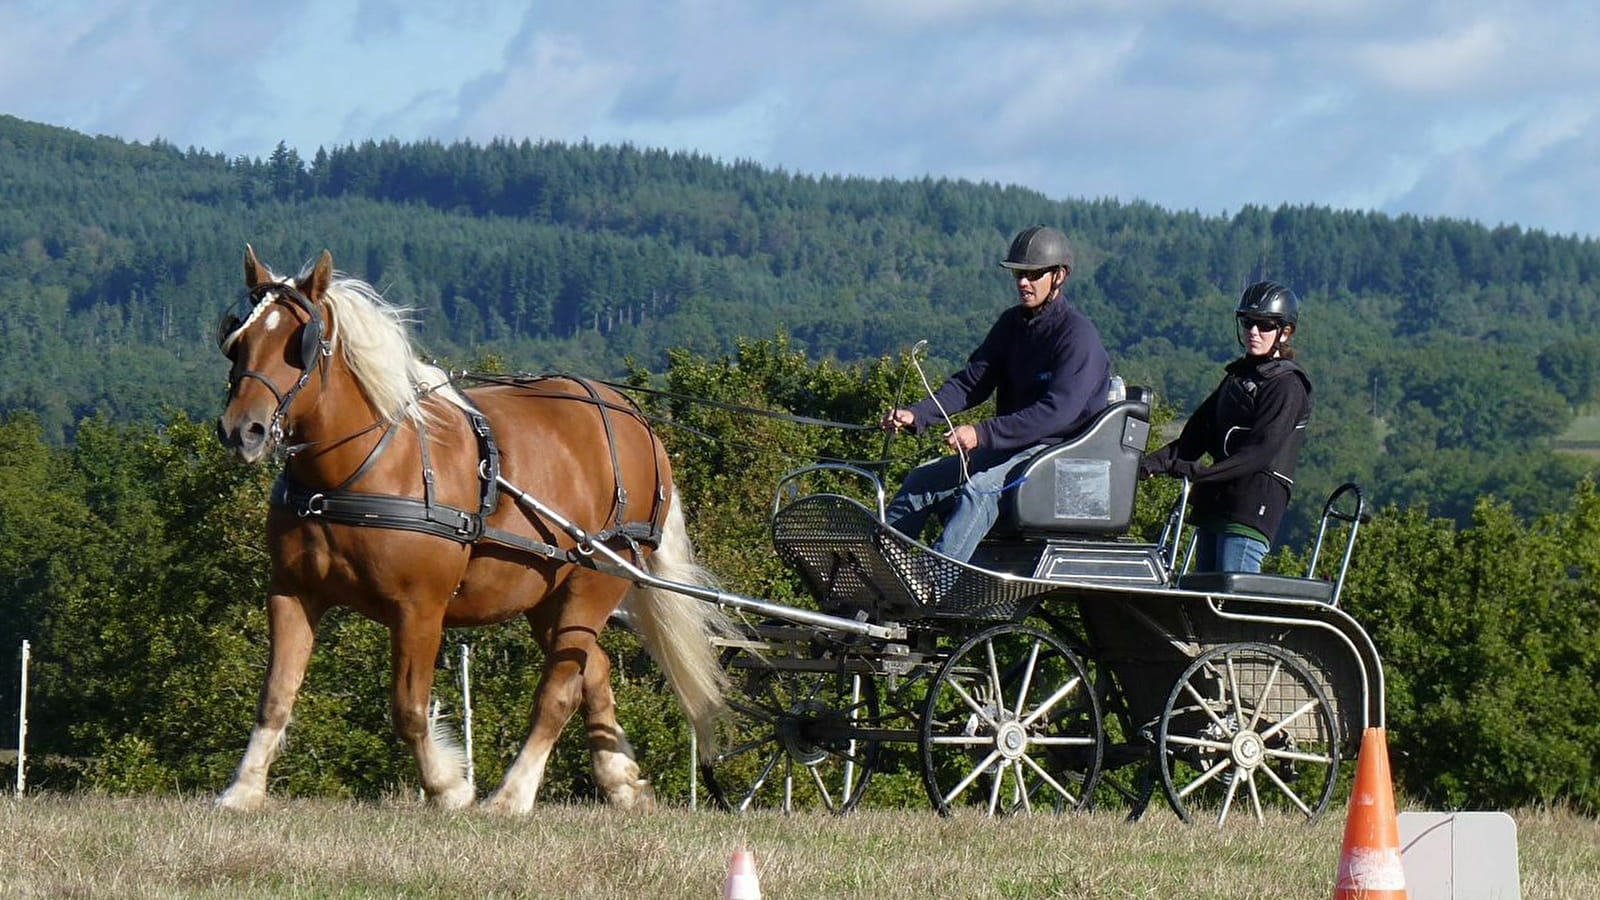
left=1192, top=529, right=1269, bottom=573
left=885, top=444, right=1046, bottom=564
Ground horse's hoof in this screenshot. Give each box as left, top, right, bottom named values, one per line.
left=435, top=781, right=475, bottom=811
left=215, top=787, right=265, bottom=812
left=609, top=780, right=657, bottom=812
left=480, top=792, right=534, bottom=816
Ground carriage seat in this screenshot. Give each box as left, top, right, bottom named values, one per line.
left=1176, top=571, right=1335, bottom=604
left=997, top=386, right=1152, bottom=537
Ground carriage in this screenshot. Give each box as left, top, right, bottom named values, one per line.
left=616, top=386, right=1379, bottom=825
left=214, top=248, right=1381, bottom=827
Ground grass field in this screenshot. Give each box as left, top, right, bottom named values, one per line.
left=1, top=794, right=1594, bottom=898
left=1555, top=409, right=1600, bottom=458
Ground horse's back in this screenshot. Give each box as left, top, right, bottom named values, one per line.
left=466, top=377, right=671, bottom=534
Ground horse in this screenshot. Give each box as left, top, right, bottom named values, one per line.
left=213, top=245, right=728, bottom=813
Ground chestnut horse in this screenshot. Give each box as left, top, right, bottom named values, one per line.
left=214, top=246, right=727, bottom=813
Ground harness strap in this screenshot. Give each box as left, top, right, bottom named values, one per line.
left=274, top=475, right=481, bottom=542
left=569, top=376, right=630, bottom=536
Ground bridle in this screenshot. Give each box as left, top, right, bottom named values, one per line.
left=218, top=281, right=333, bottom=451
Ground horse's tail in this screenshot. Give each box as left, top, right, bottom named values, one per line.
left=621, top=488, right=731, bottom=760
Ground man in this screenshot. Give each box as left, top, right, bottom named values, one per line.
left=880, top=225, right=1113, bottom=563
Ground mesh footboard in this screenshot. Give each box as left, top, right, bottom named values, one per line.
left=771, top=494, right=1062, bottom=622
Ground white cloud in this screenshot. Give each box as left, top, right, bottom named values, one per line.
left=5, top=1, right=1600, bottom=236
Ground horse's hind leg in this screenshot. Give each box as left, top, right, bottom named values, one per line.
left=484, top=576, right=644, bottom=814
left=581, top=628, right=655, bottom=810
left=391, top=610, right=473, bottom=810
left=218, top=593, right=324, bottom=811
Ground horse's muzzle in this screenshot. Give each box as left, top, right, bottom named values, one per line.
left=217, top=412, right=270, bottom=464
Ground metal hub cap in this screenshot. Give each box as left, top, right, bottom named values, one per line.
left=995, top=721, right=1029, bottom=760
left=1230, top=731, right=1265, bottom=770
left=778, top=705, right=828, bottom=766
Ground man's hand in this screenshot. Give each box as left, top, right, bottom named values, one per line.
left=946, top=424, right=979, bottom=453
left=880, top=408, right=916, bottom=433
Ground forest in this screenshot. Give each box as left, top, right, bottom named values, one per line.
left=0, top=114, right=1597, bottom=811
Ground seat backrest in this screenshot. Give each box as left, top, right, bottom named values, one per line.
left=1001, top=389, right=1152, bottom=536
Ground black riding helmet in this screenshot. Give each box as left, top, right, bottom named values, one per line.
left=1236, top=281, right=1299, bottom=325
left=999, top=225, right=1074, bottom=273
left=1235, top=281, right=1299, bottom=352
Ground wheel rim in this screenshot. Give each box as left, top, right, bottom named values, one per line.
left=920, top=624, right=1103, bottom=815
left=1156, top=641, right=1340, bottom=825
left=701, top=645, right=879, bottom=813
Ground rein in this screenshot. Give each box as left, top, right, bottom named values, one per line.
left=461, top=372, right=891, bottom=470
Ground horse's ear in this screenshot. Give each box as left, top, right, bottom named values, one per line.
left=303, top=249, right=334, bottom=300
left=243, top=244, right=268, bottom=288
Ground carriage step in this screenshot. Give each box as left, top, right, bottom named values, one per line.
left=1177, top=571, right=1334, bottom=604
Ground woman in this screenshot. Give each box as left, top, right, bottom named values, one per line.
left=1139, top=281, right=1312, bottom=573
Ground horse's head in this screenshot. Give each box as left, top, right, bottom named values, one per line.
left=215, top=245, right=335, bottom=463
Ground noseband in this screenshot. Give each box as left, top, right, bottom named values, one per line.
left=219, top=282, right=332, bottom=450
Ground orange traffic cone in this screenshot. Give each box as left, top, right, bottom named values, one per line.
left=1334, top=727, right=1408, bottom=899
left=724, top=848, right=762, bottom=900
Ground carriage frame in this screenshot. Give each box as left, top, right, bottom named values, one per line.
left=566, top=386, right=1381, bottom=825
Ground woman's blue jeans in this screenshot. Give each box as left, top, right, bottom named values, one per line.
left=885, top=444, right=1046, bottom=564
left=1192, top=529, right=1269, bottom=573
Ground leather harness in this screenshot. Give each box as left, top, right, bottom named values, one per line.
left=271, top=374, right=668, bottom=566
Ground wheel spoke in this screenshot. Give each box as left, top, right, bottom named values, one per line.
left=1263, top=745, right=1334, bottom=766
left=944, top=750, right=1004, bottom=807
left=1013, top=763, right=1031, bottom=814
left=948, top=677, right=1001, bottom=729
left=1013, top=640, right=1042, bottom=717
left=1021, top=753, right=1081, bottom=807
left=807, top=760, right=838, bottom=812
left=1244, top=659, right=1284, bottom=733
left=928, top=733, right=995, bottom=746
left=1175, top=758, right=1231, bottom=800
left=984, top=641, right=1009, bottom=718
left=710, top=733, right=779, bottom=765
left=1259, top=698, right=1320, bottom=741
left=1258, top=761, right=1315, bottom=816
left=737, top=749, right=784, bottom=812
left=987, top=759, right=1005, bottom=814
left=724, top=696, right=780, bottom=725
left=1027, top=735, right=1096, bottom=747
left=1020, top=675, right=1084, bottom=727
left=1182, top=682, right=1235, bottom=735
left=1165, top=733, right=1231, bottom=752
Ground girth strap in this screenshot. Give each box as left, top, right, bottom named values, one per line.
left=274, top=476, right=480, bottom=542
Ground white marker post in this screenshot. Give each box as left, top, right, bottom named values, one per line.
left=16, top=640, right=30, bottom=795
left=458, top=643, right=474, bottom=787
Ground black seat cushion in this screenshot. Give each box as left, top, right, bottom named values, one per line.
left=1176, top=571, right=1334, bottom=604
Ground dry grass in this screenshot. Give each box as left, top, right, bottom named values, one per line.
left=1, top=794, right=1593, bottom=899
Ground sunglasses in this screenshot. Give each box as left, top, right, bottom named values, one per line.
left=1012, top=267, right=1055, bottom=282
left=1239, top=317, right=1282, bottom=333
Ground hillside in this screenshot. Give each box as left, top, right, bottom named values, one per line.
left=2, top=113, right=1599, bottom=534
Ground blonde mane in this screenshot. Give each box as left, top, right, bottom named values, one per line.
left=307, top=265, right=467, bottom=426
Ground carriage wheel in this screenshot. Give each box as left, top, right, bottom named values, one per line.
left=1156, top=642, right=1340, bottom=825
left=919, top=624, right=1103, bottom=816
left=700, top=644, right=880, bottom=814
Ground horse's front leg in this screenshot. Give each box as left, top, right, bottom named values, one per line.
left=392, top=610, right=474, bottom=809
left=218, top=592, right=324, bottom=811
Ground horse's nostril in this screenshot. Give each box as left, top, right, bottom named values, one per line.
left=242, top=422, right=267, bottom=450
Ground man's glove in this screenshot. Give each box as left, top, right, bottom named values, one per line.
left=1138, top=456, right=1164, bottom=480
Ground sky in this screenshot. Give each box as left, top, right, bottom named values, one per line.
left=6, top=0, right=1600, bottom=239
